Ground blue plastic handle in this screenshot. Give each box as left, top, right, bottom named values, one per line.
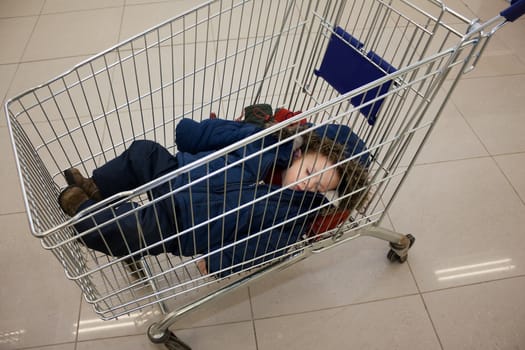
left=501, top=0, right=525, bottom=22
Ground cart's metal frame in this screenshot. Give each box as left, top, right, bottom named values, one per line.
left=5, top=0, right=524, bottom=348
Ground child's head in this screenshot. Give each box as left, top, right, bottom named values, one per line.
left=281, top=127, right=370, bottom=212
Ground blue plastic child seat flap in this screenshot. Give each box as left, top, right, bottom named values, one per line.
left=314, top=26, right=397, bottom=125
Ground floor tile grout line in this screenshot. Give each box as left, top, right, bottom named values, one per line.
left=491, top=155, right=525, bottom=206
left=73, top=292, right=84, bottom=349
left=419, top=273, right=525, bottom=296
left=0, top=2, right=126, bottom=20
left=39, top=5, right=126, bottom=17
left=385, top=210, right=446, bottom=349
left=247, top=287, right=260, bottom=350
left=249, top=293, right=423, bottom=323
left=1, top=63, right=20, bottom=104
left=448, top=94, right=525, bottom=206
left=15, top=1, right=45, bottom=69
left=15, top=340, right=76, bottom=350
left=0, top=210, right=27, bottom=217
left=413, top=151, right=525, bottom=169
left=418, top=291, right=446, bottom=350
left=406, top=255, right=446, bottom=350
left=2, top=53, right=113, bottom=68
left=0, top=1, right=44, bottom=104
left=455, top=71, right=525, bottom=82
left=123, top=0, right=178, bottom=9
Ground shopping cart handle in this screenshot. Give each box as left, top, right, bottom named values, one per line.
left=501, top=0, right=525, bottom=22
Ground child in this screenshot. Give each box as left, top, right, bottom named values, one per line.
left=59, top=117, right=369, bottom=277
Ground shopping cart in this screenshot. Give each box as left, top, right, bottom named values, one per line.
left=5, top=0, right=524, bottom=348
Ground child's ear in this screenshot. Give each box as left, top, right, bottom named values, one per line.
left=293, top=148, right=302, bottom=160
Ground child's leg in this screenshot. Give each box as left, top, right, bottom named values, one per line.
left=74, top=199, right=176, bottom=257
left=92, top=140, right=178, bottom=198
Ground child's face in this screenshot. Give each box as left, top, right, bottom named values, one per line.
left=282, top=151, right=341, bottom=193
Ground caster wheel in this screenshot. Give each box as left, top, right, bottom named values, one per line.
left=148, top=325, right=192, bottom=350
left=386, top=248, right=408, bottom=263
left=387, top=234, right=415, bottom=263
left=389, top=234, right=415, bottom=250
left=406, top=234, right=416, bottom=248
left=387, top=249, right=397, bottom=262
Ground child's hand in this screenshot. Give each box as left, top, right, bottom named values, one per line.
left=197, top=259, right=208, bottom=275
left=235, top=109, right=244, bottom=122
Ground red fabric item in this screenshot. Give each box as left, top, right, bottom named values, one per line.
left=308, top=210, right=351, bottom=239
left=264, top=168, right=283, bottom=186
left=274, top=108, right=306, bottom=125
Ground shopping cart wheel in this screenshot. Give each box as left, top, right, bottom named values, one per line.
left=387, top=234, right=415, bottom=263
left=148, top=325, right=192, bottom=350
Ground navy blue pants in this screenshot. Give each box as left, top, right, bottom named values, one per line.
left=75, top=140, right=179, bottom=257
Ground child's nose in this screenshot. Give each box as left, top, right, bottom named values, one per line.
left=296, top=180, right=307, bottom=191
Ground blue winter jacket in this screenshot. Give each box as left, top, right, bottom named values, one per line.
left=170, top=119, right=327, bottom=276
left=74, top=118, right=365, bottom=277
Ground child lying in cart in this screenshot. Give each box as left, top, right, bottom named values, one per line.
left=58, top=110, right=370, bottom=277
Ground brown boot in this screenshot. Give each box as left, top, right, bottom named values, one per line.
left=64, top=168, right=102, bottom=201
left=58, top=186, right=90, bottom=216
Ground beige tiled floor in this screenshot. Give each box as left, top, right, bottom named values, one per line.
left=1, top=1, right=525, bottom=349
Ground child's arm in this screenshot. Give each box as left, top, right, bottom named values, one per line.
left=176, top=118, right=296, bottom=181
left=203, top=192, right=318, bottom=277
left=175, top=118, right=262, bottom=153
left=206, top=224, right=303, bottom=278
